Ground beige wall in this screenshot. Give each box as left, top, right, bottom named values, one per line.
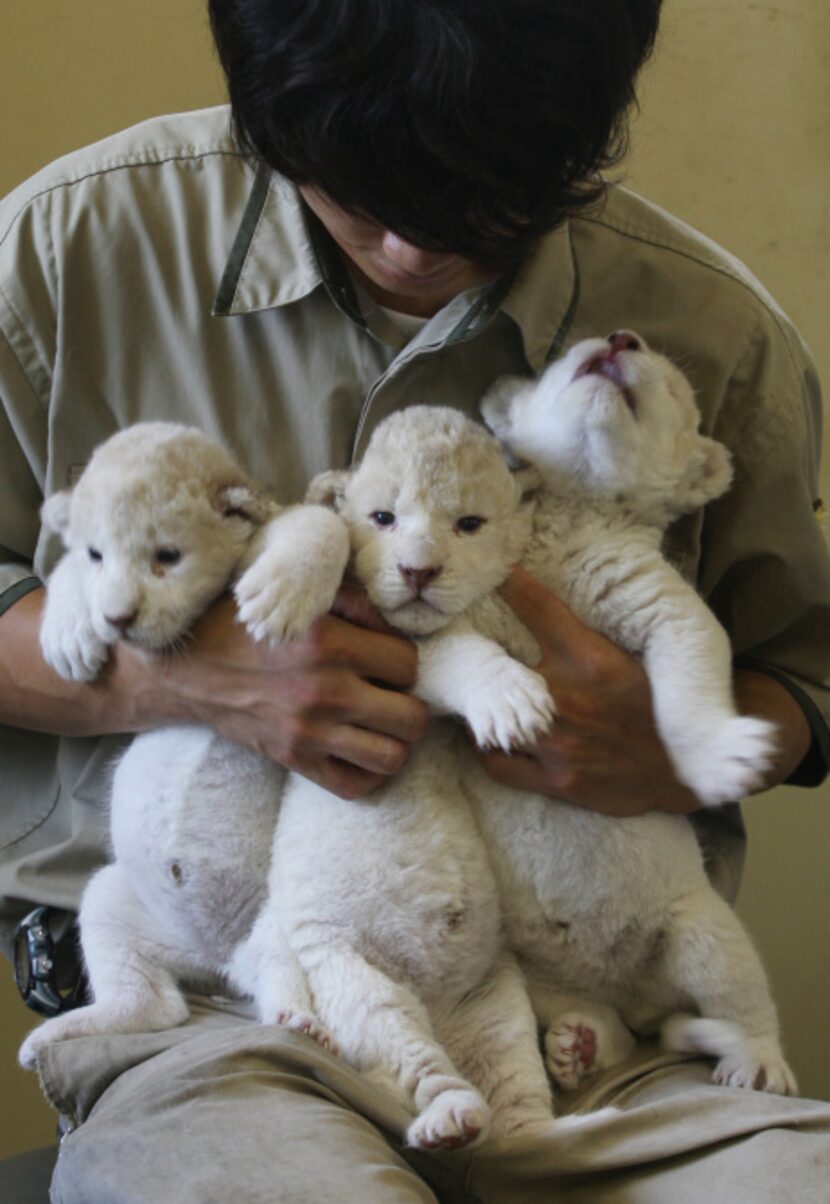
left=1, top=0, right=828, bottom=1162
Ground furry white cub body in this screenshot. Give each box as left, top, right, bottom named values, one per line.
left=233, top=409, right=558, bottom=1151
left=20, top=422, right=349, bottom=1066
left=469, top=332, right=796, bottom=1095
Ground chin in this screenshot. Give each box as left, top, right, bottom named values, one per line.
left=123, top=627, right=178, bottom=652
left=381, top=600, right=452, bottom=637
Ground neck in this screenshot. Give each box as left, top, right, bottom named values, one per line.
left=348, top=261, right=499, bottom=319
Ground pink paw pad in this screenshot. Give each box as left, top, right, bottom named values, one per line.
left=547, top=1020, right=597, bottom=1088
left=275, top=1009, right=339, bottom=1054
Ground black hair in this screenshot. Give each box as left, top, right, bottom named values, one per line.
left=208, top=0, right=663, bottom=267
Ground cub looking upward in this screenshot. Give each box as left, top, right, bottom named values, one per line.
left=468, top=331, right=794, bottom=1096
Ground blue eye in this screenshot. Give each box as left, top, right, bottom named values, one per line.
left=371, top=511, right=396, bottom=528
left=88, top=547, right=102, bottom=562
left=455, top=516, right=485, bottom=534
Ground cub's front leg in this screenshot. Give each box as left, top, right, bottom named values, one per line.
left=416, top=618, right=554, bottom=751
left=234, top=504, right=350, bottom=643
left=590, top=548, right=777, bottom=806
left=39, top=552, right=111, bottom=681
left=636, top=581, right=776, bottom=806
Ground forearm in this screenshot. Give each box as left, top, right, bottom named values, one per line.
left=733, top=668, right=813, bottom=790
left=0, top=588, right=176, bottom=736
left=0, top=586, right=428, bottom=799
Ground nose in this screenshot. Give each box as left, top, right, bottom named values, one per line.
left=381, top=231, right=453, bottom=276
left=606, top=330, right=642, bottom=354
left=398, top=564, right=443, bottom=594
left=103, top=608, right=139, bottom=632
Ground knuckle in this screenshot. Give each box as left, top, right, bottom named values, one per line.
left=407, top=697, right=431, bottom=740
left=373, top=738, right=409, bottom=777
left=333, top=775, right=377, bottom=802
left=298, top=618, right=342, bottom=667
left=279, top=718, right=312, bottom=763
left=293, top=671, right=348, bottom=715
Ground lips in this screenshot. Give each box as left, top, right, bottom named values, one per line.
left=573, top=353, right=637, bottom=412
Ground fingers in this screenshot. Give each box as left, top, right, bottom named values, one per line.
left=476, top=748, right=554, bottom=795
left=300, top=756, right=387, bottom=801
left=304, top=614, right=420, bottom=691
left=325, top=722, right=411, bottom=776
left=329, top=581, right=399, bottom=636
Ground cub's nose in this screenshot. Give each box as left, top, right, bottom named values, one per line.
left=103, top=609, right=139, bottom=632
left=606, top=330, right=642, bottom=354
left=398, top=564, right=443, bottom=595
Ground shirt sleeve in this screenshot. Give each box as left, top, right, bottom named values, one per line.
left=0, top=326, right=49, bottom=613
left=0, top=183, right=57, bottom=613
left=699, top=304, right=830, bottom=785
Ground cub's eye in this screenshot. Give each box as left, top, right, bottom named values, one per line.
left=155, top=547, right=182, bottom=566
left=370, top=511, right=396, bottom=528
left=88, top=547, right=103, bottom=562
left=455, top=516, right=486, bottom=534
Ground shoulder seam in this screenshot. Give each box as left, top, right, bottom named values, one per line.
left=0, top=147, right=244, bottom=252
left=574, top=208, right=804, bottom=373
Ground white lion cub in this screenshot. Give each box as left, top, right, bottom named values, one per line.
left=468, top=331, right=796, bottom=1095
left=232, top=407, right=558, bottom=1151
left=38, top=421, right=349, bottom=678
left=20, top=422, right=349, bottom=1067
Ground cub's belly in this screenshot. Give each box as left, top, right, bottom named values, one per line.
left=275, top=750, right=503, bottom=999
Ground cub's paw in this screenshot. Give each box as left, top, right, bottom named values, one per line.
left=545, top=1017, right=597, bottom=1090
left=40, top=614, right=110, bottom=682
left=234, top=561, right=337, bottom=643
left=406, top=1088, right=490, bottom=1151
left=20, top=991, right=190, bottom=1069
left=274, top=1007, right=339, bottom=1055
left=713, top=1040, right=798, bottom=1096
left=545, top=1010, right=635, bottom=1090
left=673, top=716, right=777, bottom=806
left=466, top=662, right=555, bottom=751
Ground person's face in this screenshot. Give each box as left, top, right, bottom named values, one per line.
left=299, top=186, right=499, bottom=318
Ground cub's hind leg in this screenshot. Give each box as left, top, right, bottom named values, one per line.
left=288, top=939, right=491, bottom=1151
left=438, top=952, right=555, bottom=1137
left=19, top=864, right=190, bottom=1068
left=655, top=888, right=797, bottom=1095
left=527, top=976, right=636, bottom=1091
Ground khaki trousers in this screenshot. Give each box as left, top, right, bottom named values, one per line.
left=35, top=997, right=830, bottom=1204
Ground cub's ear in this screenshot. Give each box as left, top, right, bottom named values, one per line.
left=40, top=490, right=73, bottom=535
left=215, top=483, right=275, bottom=526
left=305, top=469, right=352, bottom=511
left=675, top=435, right=733, bottom=512
left=479, top=375, right=532, bottom=443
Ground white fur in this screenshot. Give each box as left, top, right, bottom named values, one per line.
left=20, top=423, right=350, bottom=1067
left=467, top=333, right=795, bottom=1095
left=233, top=408, right=558, bottom=1150
left=39, top=421, right=350, bottom=676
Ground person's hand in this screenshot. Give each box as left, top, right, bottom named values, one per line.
left=476, top=567, right=701, bottom=815
left=124, top=586, right=429, bottom=800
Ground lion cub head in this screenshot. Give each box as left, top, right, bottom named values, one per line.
left=309, top=407, right=532, bottom=636
left=42, top=422, right=273, bottom=649
left=482, top=331, right=732, bottom=523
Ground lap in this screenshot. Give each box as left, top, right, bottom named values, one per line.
left=35, top=996, right=830, bottom=1204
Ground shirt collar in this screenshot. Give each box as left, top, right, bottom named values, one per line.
left=213, top=165, right=580, bottom=374
left=500, top=221, right=579, bottom=374
left=212, top=164, right=323, bottom=317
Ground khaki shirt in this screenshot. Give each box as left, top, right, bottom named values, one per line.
left=1, top=107, right=828, bottom=947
